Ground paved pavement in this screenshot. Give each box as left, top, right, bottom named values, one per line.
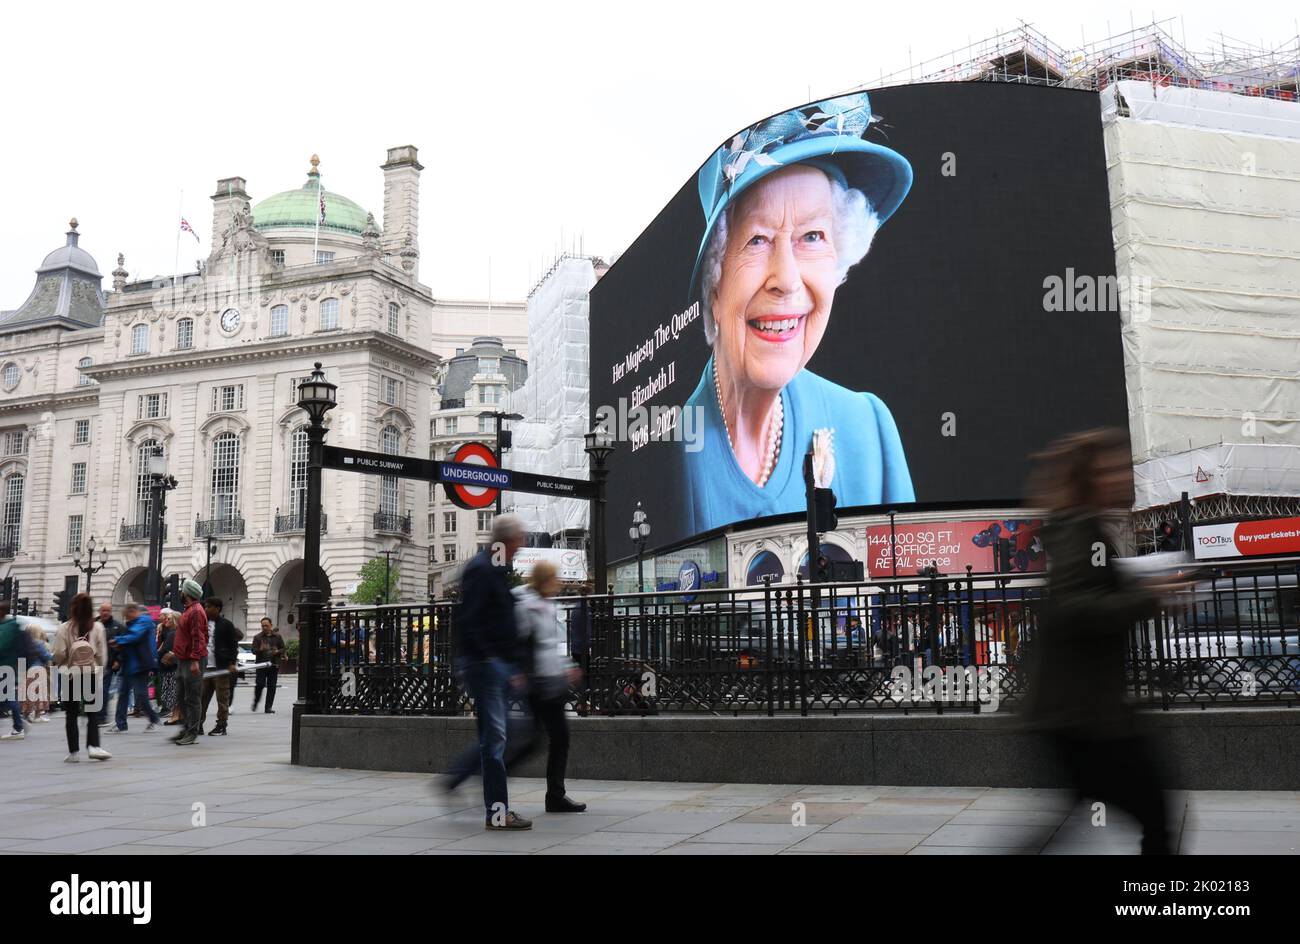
left=2, top=694, right=1297, bottom=854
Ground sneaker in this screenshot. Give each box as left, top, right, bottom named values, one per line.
left=485, top=810, right=532, bottom=830
left=208, top=725, right=227, bottom=736
left=265, top=709, right=275, bottom=714
left=64, top=753, right=80, bottom=763
left=105, top=726, right=128, bottom=734
left=545, top=795, right=588, bottom=813
left=87, top=746, right=111, bottom=761
left=0, top=729, right=25, bottom=740
left=174, top=733, right=197, bottom=746
left=33, top=714, right=51, bottom=724
left=97, top=721, right=114, bottom=728
left=144, top=722, right=159, bottom=732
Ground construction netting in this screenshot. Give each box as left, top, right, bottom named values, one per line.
left=1103, top=80, right=1300, bottom=501
left=507, top=257, right=596, bottom=536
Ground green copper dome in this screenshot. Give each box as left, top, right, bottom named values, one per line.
left=252, top=169, right=370, bottom=236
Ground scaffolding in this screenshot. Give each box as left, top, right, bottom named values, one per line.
left=861, top=20, right=1300, bottom=102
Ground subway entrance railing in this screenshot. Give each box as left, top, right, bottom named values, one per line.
left=303, top=558, right=1300, bottom=717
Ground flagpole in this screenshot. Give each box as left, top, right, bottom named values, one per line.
left=313, top=171, right=322, bottom=264
left=173, top=189, right=183, bottom=306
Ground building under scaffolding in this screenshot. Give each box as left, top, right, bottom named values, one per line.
left=865, top=22, right=1300, bottom=551
left=863, top=21, right=1300, bottom=101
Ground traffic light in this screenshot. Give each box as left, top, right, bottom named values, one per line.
left=0, top=576, right=11, bottom=602
left=166, top=574, right=181, bottom=611
left=813, top=487, right=838, bottom=533
left=53, top=588, right=72, bottom=621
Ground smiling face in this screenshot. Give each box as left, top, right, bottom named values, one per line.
left=712, top=165, right=841, bottom=392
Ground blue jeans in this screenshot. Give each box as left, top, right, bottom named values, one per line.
left=447, top=659, right=513, bottom=816
left=114, top=671, right=160, bottom=729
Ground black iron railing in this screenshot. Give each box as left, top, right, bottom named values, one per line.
left=302, top=558, right=1300, bottom=717
left=120, top=520, right=167, bottom=543
left=195, top=515, right=245, bottom=538
left=373, top=511, right=412, bottom=535
left=275, top=510, right=327, bottom=534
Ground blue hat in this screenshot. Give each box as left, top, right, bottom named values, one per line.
left=690, top=92, right=912, bottom=302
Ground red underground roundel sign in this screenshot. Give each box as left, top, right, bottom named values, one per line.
left=446, top=441, right=500, bottom=509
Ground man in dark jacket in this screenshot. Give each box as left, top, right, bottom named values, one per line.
left=442, top=515, right=531, bottom=830
left=107, top=604, right=160, bottom=732
left=200, top=598, right=242, bottom=736
left=94, top=601, right=122, bottom=727
left=251, top=617, right=284, bottom=713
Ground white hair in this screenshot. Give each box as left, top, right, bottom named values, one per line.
left=700, top=172, right=879, bottom=346
left=490, top=513, right=525, bottom=544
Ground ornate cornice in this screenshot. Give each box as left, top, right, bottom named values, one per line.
left=79, top=331, right=439, bottom=384
left=0, top=388, right=100, bottom=417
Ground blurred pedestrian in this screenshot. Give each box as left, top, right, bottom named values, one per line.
left=51, top=593, right=111, bottom=761
left=157, top=609, right=181, bottom=724
left=200, top=598, right=240, bottom=736
left=94, top=601, right=122, bottom=728
left=0, top=602, right=27, bottom=740
left=23, top=622, right=52, bottom=723
left=106, top=603, right=161, bottom=733
left=504, top=561, right=586, bottom=813
left=1025, top=428, right=1179, bottom=855
left=251, top=617, right=284, bottom=713
left=165, top=580, right=207, bottom=746
left=442, top=515, right=532, bottom=830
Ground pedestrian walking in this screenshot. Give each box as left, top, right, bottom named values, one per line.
left=200, top=598, right=241, bottom=736
left=157, top=609, right=182, bottom=724
left=1024, top=428, right=1181, bottom=856
left=0, top=601, right=28, bottom=740
left=251, top=617, right=284, bottom=713
left=441, top=515, right=533, bottom=830
left=23, top=623, right=53, bottom=723
left=51, top=593, right=111, bottom=761
left=504, top=561, right=586, bottom=813
left=94, top=602, right=121, bottom=728
left=106, top=603, right=161, bottom=733
left=165, top=580, right=208, bottom=746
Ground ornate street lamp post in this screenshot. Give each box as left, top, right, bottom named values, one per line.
left=628, top=502, right=651, bottom=593
left=72, top=535, right=109, bottom=598
left=583, top=426, right=614, bottom=594
left=294, top=363, right=337, bottom=733
left=144, top=446, right=177, bottom=605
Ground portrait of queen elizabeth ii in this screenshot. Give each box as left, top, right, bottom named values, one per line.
left=680, top=92, right=916, bottom=536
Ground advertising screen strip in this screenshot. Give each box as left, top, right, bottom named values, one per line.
left=1193, top=516, right=1300, bottom=560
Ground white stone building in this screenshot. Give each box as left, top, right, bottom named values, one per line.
left=0, top=146, right=526, bottom=634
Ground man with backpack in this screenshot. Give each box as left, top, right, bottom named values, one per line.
left=106, top=603, right=161, bottom=733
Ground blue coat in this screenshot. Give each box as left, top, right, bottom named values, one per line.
left=681, top=357, right=915, bottom=536
left=113, top=612, right=159, bottom=675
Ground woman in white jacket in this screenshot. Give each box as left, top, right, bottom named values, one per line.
left=508, top=561, right=586, bottom=813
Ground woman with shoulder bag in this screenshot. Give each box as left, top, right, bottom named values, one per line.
left=51, top=593, right=111, bottom=762
left=505, top=561, right=586, bottom=814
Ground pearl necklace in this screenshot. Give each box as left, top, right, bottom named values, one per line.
left=714, top=362, right=783, bottom=487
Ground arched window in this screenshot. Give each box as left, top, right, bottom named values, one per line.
left=269, top=304, right=289, bottom=337
left=76, top=356, right=93, bottom=386
left=289, top=426, right=309, bottom=516
left=130, top=323, right=149, bottom=355
left=210, top=432, right=241, bottom=521
left=136, top=439, right=161, bottom=524
left=380, top=425, right=401, bottom=516
left=319, top=297, right=339, bottom=331
left=176, top=318, right=194, bottom=350
left=387, top=302, right=400, bottom=335
left=2, top=473, right=24, bottom=550
left=2, top=362, right=19, bottom=390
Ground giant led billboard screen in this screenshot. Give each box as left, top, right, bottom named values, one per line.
left=591, top=83, right=1131, bottom=561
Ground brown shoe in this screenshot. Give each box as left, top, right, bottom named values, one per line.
left=485, top=810, right=532, bottom=830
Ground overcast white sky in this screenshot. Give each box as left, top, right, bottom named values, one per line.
left=1, top=0, right=1295, bottom=309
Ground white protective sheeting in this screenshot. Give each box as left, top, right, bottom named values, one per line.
left=1133, top=442, right=1300, bottom=509
left=507, top=258, right=596, bottom=536
left=1103, top=85, right=1300, bottom=480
